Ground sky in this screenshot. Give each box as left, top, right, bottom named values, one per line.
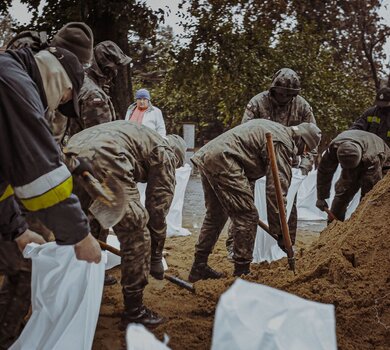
left=8, top=0, right=390, bottom=63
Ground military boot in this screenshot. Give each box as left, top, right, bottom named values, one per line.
left=150, top=240, right=165, bottom=280
left=121, top=291, right=164, bottom=329
left=233, top=263, right=250, bottom=277
left=150, top=259, right=164, bottom=280
left=188, top=262, right=223, bottom=283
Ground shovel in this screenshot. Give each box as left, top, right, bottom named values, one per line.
left=82, top=171, right=126, bottom=229
left=98, top=240, right=195, bottom=293
left=265, top=132, right=296, bottom=273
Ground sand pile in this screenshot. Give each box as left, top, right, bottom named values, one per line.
left=194, top=173, right=390, bottom=350
left=93, top=174, right=390, bottom=350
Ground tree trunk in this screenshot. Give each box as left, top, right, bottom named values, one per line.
left=85, top=11, right=133, bottom=119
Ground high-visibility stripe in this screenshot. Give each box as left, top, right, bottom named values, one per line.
left=367, top=116, right=381, bottom=124
left=14, top=163, right=71, bottom=199
left=0, top=185, right=14, bottom=202
left=387, top=130, right=390, bottom=138
left=19, top=176, right=73, bottom=211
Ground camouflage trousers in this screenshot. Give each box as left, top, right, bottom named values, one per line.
left=112, top=187, right=151, bottom=304
left=331, top=169, right=366, bottom=221
left=226, top=181, right=297, bottom=256
left=195, top=167, right=259, bottom=266
left=0, top=241, right=31, bottom=349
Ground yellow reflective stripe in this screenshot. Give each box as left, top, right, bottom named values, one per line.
left=0, top=185, right=14, bottom=202
left=14, top=164, right=71, bottom=199
left=387, top=130, right=390, bottom=138
left=367, top=116, right=380, bottom=124
left=20, top=176, right=73, bottom=211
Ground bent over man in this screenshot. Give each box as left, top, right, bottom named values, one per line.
left=316, top=130, right=390, bottom=221
left=188, top=119, right=321, bottom=282
left=64, top=121, right=186, bottom=327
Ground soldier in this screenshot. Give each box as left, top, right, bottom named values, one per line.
left=188, top=120, right=321, bottom=282
left=64, top=121, right=186, bottom=327
left=226, top=68, right=317, bottom=257
left=6, top=22, right=95, bottom=144
left=0, top=36, right=101, bottom=348
left=67, top=41, right=131, bottom=137
left=66, top=41, right=130, bottom=285
left=316, top=130, right=390, bottom=221
left=350, top=87, right=390, bottom=147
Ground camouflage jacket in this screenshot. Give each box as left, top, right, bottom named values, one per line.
left=64, top=121, right=179, bottom=229
left=317, top=130, right=390, bottom=200
left=192, top=119, right=296, bottom=181
left=242, top=90, right=316, bottom=171
left=67, top=74, right=116, bottom=137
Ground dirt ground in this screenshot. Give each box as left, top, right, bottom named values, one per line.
left=92, top=175, right=326, bottom=350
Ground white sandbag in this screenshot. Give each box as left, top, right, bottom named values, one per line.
left=253, top=167, right=361, bottom=262
left=211, top=279, right=337, bottom=350
left=296, top=166, right=360, bottom=221
left=105, top=233, right=121, bottom=270
left=126, top=324, right=170, bottom=350
left=166, top=164, right=192, bottom=237
left=105, top=234, right=168, bottom=271
left=10, top=242, right=106, bottom=350
left=137, top=164, right=192, bottom=237
left=252, top=168, right=305, bottom=263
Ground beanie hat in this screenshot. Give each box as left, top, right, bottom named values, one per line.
left=46, top=46, right=84, bottom=118
left=375, top=87, right=390, bottom=108
left=135, top=88, right=151, bottom=100
left=337, top=142, right=362, bottom=169
left=50, top=22, right=94, bottom=65
left=292, top=123, right=322, bottom=151
left=165, top=134, right=187, bottom=168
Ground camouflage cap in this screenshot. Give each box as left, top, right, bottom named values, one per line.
left=94, top=40, right=131, bottom=71
left=6, top=31, right=48, bottom=51
left=337, top=142, right=362, bottom=169
left=292, top=123, right=322, bottom=151
left=270, top=68, right=301, bottom=93
left=375, top=87, right=390, bottom=108
left=165, top=135, right=187, bottom=168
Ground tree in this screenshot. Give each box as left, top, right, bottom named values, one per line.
left=0, top=14, right=14, bottom=48
left=153, top=0, right=386, bottom=145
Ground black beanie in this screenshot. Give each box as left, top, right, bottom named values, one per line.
left=50, top=22, right=94, bottom=65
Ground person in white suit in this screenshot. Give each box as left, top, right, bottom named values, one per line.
left=125, top=88, right=166, bottom=138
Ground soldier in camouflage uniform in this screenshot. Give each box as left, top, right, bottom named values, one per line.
left=316, top=130, right=390, bottom=221
left=64, top=121, right=186, bottom=327
left=350, top=87, right=390, bottom=147
left=67, top=41, right=131, bottom=137
left=226, top=68, right=317, bottom=257
left=188, top=120, right=321, bottom=281
left=66, top=41, right=130, bottom=285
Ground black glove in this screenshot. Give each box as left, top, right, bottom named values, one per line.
left=72, top=157, right=95, bottom=176
left=316, top=199, right=328, bottom=212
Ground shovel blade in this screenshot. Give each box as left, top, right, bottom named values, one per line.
left=88, top=175, right=126, bottom=229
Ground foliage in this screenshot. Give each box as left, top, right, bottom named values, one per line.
left=0, top=14, right=14, bottom=47
left=146, top=0, right=387, bottom=145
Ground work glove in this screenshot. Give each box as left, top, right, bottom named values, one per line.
left=316, top=199, right=328, bottom=212
left=72, top=157, right=95, bottom=177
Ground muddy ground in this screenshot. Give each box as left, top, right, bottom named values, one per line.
left=92, top=175, right=325, bottom=350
